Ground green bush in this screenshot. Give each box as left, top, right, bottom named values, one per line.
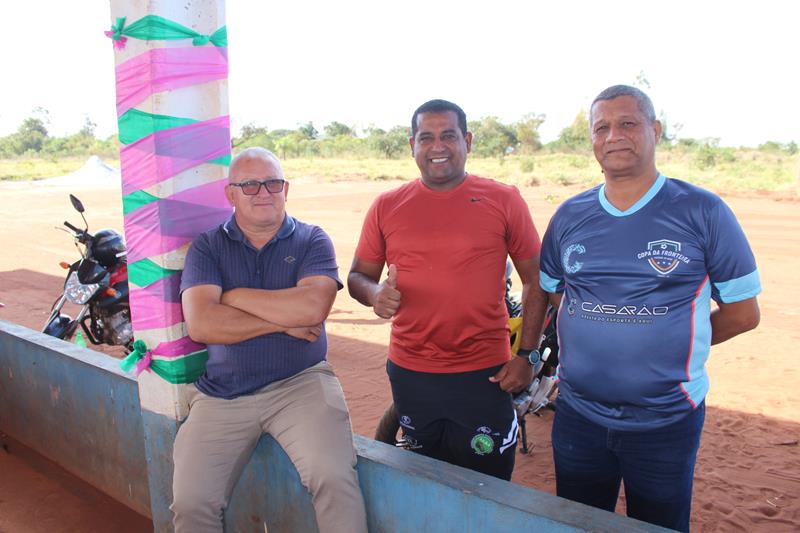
left=519, top=157, right=535, bottom=173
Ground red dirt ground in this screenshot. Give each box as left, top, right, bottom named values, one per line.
left=1, top=177, right=798, bottom=532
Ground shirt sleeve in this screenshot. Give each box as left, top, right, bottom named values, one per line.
left=505, top=185, right=541, bottom=260
left=539, top=212, right=565, bottom=294
left=705, top=198, right=761, bottom=303
left=179, top=233, right=222, bottom=293
left=298, top=226, right=344, bottom=290
left=354, top=196, right=386, bottom=264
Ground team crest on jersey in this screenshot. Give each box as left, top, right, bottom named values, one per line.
left=637, top=239, right=690, bottom=275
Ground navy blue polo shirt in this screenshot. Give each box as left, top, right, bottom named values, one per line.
left=180, top=214, right=343, bottom=399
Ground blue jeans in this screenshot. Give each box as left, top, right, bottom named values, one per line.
left=551, top=398, right=705, bottom=532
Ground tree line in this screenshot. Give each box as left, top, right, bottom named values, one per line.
left=2, top=108, right=796, bottom=162
left=233, top=113, right=557, bottom=159
left=0, top=109, right=117, bottom=159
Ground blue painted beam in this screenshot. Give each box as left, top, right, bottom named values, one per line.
left=223, top=435, right=671, bottom=532
left=1, top=320, right=671, bottom=532
left=0, top=320, right=151, bottom=517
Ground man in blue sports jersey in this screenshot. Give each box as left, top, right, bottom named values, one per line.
left=539, top=85, right=761, bottom=532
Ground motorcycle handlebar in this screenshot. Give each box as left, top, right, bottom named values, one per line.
left=64, top=220, right=81, bottom=232
left=64, top=221, right=90, bottom=242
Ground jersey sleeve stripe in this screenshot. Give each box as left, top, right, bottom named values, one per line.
left=713, top=270, right=762, bottom=303
left=680, top=277, right=712, bottom=409
left=540, top=271, right=562, bottom=293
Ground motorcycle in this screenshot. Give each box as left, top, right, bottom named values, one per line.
left=510, top=304, right=559, bottom=454
left=374, top=262, right=559, bottom=454
left=42, top=194, right=134, bottom=352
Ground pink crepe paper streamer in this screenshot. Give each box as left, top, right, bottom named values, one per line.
left=123, top=179, right=231, bottom=263
left=104, top=31, right=128, bottom=50
left=120, top=116, right=231, bottom=195
left=134, top=350, right=153, bottom=376
left=130, top=295, right=184, bottom=331
left=151, top=335, right=206, bottom=358
left=128, top=273, right=195, bottom=330
left=115, top=47, right=228, bottom=116
left=129, top=276, right=183, bottom=330
left=132, top=336, right=205, bottom=375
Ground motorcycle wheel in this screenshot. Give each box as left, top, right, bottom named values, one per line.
left=374, top=403, right=401, bottom=445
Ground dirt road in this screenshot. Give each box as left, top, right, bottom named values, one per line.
left=1, top=176, right=798, bottom=531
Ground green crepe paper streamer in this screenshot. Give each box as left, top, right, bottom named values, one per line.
left=120, top=340, right=208, bottom=384
left=118, top=109, right=198, bottom=145
left=210, top=154, right=231, bottom=166
left=210, top=26, right=227, bottom=47
left=117, top=109, right=230, bottom=169
left=128, top=257, right=180, bottom=288
left=120, top=339, right=148, bottom=373
left=122, top=189, right=159, bottom=215
left=112, top=15, right=226, bottom=47
left=150, top=350, right=208, bottom=384
left=109, top=17, right=126, bottom=41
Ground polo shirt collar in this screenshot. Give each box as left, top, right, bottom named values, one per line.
left=222, top=213, right=296, bottom=244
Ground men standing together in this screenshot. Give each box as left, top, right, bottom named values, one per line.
left=175, top=90, right=760, bottom=531
left=348, top=99, right=548, bottom=480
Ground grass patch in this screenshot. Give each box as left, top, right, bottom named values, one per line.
left=3, top=150, right=797, bottom=195
left=0, top=156, right=104, bottom=181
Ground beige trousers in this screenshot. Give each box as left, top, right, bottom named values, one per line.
left=171, top=361, right=368, bottom=533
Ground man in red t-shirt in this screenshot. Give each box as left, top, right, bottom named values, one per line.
left=348, top=99, right=548, bottom=479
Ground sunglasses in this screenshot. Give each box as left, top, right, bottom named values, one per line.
left=229, top=179, right=286, bottom=195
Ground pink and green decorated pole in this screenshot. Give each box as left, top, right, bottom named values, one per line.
left=107, top=0, right=229, bottom=527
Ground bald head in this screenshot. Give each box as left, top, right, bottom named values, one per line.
left=229, top=147, right=284, bottom=182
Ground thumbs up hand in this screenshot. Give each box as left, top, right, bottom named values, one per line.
left=385, top=264, right=398, bottom=288
left=373, top=264, right=402, bottom=319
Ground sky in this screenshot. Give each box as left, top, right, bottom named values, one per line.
left=1, top=1, right=797, bottom=147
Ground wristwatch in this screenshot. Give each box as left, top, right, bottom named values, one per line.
left=516, top=347, right=541, bottom=366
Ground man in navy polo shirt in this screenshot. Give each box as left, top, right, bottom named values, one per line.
left=539, top=85, right=761, bottom=532
left=172, top=147, right=367, bottom=533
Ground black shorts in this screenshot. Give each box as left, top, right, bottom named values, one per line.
left=387, top=360, right=518, bottom=480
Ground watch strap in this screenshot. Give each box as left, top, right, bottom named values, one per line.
left=516, top=348, right=540, bottom=365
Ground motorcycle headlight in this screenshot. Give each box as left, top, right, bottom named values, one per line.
left=65, top=271, right=101, bottom=304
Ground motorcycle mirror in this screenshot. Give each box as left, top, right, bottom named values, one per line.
left=69, top=194, right=85, bottom=213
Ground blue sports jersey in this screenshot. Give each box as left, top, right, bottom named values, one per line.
left=539, top=174, right=761, bottom=430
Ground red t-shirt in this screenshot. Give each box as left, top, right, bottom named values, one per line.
left=355, top=175, right=540, bottom=373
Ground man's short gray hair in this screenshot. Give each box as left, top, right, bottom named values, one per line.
left=229, top=147, right=284, bottom=180
left=590, top=85, right=656, bottom=126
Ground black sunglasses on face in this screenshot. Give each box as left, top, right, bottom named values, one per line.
left=229, top=179, right=286, bottom=195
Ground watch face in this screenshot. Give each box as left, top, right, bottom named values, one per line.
left=518, top=350, right=539, bottom=365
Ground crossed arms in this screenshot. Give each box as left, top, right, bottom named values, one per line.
left=182, top=275, right=338, bottom=345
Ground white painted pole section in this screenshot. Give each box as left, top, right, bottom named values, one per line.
left=108, top=0, right=228, bottom=422
left=107, top=1, right=228, bottom=527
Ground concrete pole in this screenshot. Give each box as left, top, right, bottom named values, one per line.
left=107, top=1, right=228, bottom=529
